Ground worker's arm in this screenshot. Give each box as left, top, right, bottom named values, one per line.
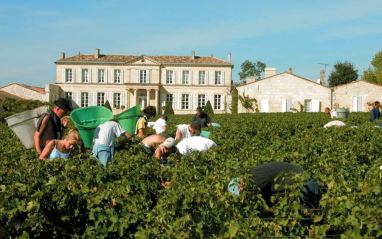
left=175, top=128, right=182, bottom=141
left=39, top=140, right=55, bottom=160
left=124, top=132, right=132, bottom=138
left=34, top=115, right=49, bottom=154
left=154, top=147, right=162, bottom=161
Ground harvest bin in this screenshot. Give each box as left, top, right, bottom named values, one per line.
left=116, top=105, right=141, bottom=136
left=336, top=108, right=349, bottom=119
left=71, top=106, right=114, bottom=148
left=6, top=106, right=48, bottom=149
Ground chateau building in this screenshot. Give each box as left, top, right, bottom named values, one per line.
left=55, top=49, right=234, bottom=114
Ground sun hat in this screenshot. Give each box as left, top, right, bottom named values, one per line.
left=162, top=137, right=176, bottom=149
left=228, top=178, right=241, bottom=196
left=54, top=98, right=73, bottom=111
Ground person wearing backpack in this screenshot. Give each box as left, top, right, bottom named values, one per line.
left=34, top=98, right=73, bottom=155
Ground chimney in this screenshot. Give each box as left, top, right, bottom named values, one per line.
left=320, top=70, right=326, bottom=85
left=191, top=51, right=195, bottom=60
left=95, top=48, right=100, bottom=58
left=228, top=53, right=231, bottom=63
left=60, top=52, right=65, bottom=59
left=289, top=67, right=292, bottom=74
left=264, top=67, right=276, bottom=78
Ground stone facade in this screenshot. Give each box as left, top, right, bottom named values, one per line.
left=237, top=71, right=330, bottom=113
left=0, top=83, right=45, bottom=101
left=332, top=80, right=382, bottom=112
left=55, top=49, right=234, bottom=114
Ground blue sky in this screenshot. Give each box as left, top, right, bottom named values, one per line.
left=1, top=0, right=381, bottom=87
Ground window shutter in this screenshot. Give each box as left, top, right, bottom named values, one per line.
left=189, top=71, right=192, bottom=85
left=72, top=69, right=75, bottom=83
left=206, top=71, right=209, bottom=85
left=189, top=94, right=192, bottom=110
left=79, top=69, right=82, bottom=83
left=137, top=70, right=140, bottom=83
left=210, top=94, right=214, bottom=110
left=353, top=96, right=357, bottom=112
left=76, top=92, right=80, bottom=107
left=212, top=71, right=215, bottom=85
left=221, top=94, right=225, bottom=110
left=88, top=69, right=92, bottom=83
left=281, top=99, right=286, bottom=112
left=287, top=99, right=292, bottom=112
left=121, top=69, right=124, bottom=83
left=93, top=92, right=97, bottom=106
left=312, top=100, right=320, bottom=112
left=222, top=71, right=225, bottom=85
left=62, top=69, right=65, bottom=83
left=88, top=92, right=92, bottom=106
left=261, top=99, right=269, bottom=112
left=104, top=70, right=108, bottom=83
left=196, top=71, right=199, bottom=85
left=173, top=71, right=176, bottom=84
left=194, top=94, right=198, bottom=109
left=103, top=92, right=107, bottom=105
left=147, top=70, right=150, bottom=83
left=178, top=93, right=182, bottom=110
left=163, top=70, right=166, bottom=84
left=204, top=94, right=208, bottom=107
left=95, top=70, right=98, bottom=83
left=179, top=71, right=183, bottom=84
left=172, top=93, right=176, bottom=110
left=111, top=69, right=114, bottom=83
left=357, top=96, right=362, bottom=112
left=109, top=92, right=113, bottom=108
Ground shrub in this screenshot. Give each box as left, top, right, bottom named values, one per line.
left=164, top=102, right=175, bottom=115
left=203, top=100, right=214, bottom=115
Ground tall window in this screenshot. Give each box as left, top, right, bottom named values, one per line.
left=166, top=70, right=175, bottom=84
left=65, top=92, right=73, bottom=100
left=214, top=95, right=222, bottom=110
left=114, top=70, right=122, bottom=83
left=182, top=71, right=190, bottom=84
left=81, top=92, right=89, bottom=107
left=82, top=69, right=90, bottom=83
left=140, top=70, right=148, bottom=83
left=65, top=69, right=73, bottom=83
left=215, top=71, right=223, bottom=85
left=113, top=93, right=121, bottom=108
left=305, top=99, right=312, bottom=112
left=198, top=95, right=206, bottom=107
left=166, top=94, right=174, bottom=105
left=182, top=94, right=190, bottom=110
left=98, top=69, right=105, bottom=83
left=198, top=71, right=206, bottom=85
left=97, top=93, right=105, bottom=106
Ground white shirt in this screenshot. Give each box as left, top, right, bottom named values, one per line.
left=177, top=136, right=217, bottom=156
left=153, top=118, right=167, bottom=134
left=177, top=124, right=192, bottom=140
left=331, top=110, right=338, bottom=119
left=92, top=121, right=126, bottom=147
left=323, top=120, right=346, bottom=129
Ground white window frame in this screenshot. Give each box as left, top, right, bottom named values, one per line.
left=65, top=69, right=73, bottom=83
left=166, top=70, right=175, bottom=84
left=182, top=94, right=190, bottom=110
left=305, top=99, right=312, bottom=112
left=97, top=92, right=106, bottom=106
left=139, top=70, right=149, bottom=83
left=182, top=70, right=190, bottom=85
left=198, top=94, right=206, bottom=108
left=81, top=92, right=89, bottom=107
left=113, top=93, right=121, bottom=108
left=215, top=71, right=223, bottom=85
left=82, top=69, right=90, bottom=83
left=198, top=71, right=207, bottom=85
left=214, top=95, right=222, bottom=110
left=65, top=92, right=73, bottom=100
left=114, top=69, right=122, bottom=83
left=98, top=69, right=106, bottom=83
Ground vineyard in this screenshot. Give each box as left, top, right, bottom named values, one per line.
left=0, top=109, right=382, bottom=238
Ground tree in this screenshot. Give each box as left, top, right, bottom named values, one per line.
left=103, top=100, right=112, bottom=111
left=238, top=60, right=266, bottom=81
left=363, top=50, right=382, bottom=85
left=328, top=61, right=358, bottom=87
left=163, top=102, right=174, bottom=115
left=203, top=100, right=214, bottom=115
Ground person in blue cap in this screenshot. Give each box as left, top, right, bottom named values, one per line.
left=228, top=162, right=321, bottom=209
left=153, top=114, right=168, bottom=134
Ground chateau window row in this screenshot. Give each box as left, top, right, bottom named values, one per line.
left=65, top=91, right=225, bottom=111
left=62, top=68, right=226, bottom=85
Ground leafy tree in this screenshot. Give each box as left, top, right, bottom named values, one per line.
left=238, top=60, right=266, bottom=81
left=238, top=92, right=258, bottom=113
left=164, top=102, right=175, bottom=115
left=363, top=50, right=382, bottom=85
left=230, top=89, right=238, bottom=113
left=203, top=100, right=214, bottom=115
left=328, top=61, right=358, bottom=87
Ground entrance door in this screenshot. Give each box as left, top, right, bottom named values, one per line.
left=138, top=93, right=147, bottom=109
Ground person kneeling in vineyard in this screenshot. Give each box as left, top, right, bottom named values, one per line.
left=175, top=122, right=201, bottom=141
left=228, top=162, right=321, bottom=209
left=39, top=129, right=81, bottom=160
left=92, top=119, right=132, bottom=168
